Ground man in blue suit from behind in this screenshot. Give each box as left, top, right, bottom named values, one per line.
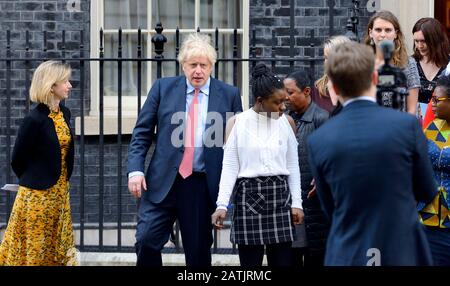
left=307, top=42, right=437, bottom=266
left=127, top=33, right=243, bottom=266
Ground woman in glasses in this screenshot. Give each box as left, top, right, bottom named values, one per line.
left=420, top=74, right=450, bottom=266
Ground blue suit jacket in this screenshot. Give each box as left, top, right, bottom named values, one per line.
left=128, top=76, right=242, bottom=204
left=307, top=100, right=437, bottom=266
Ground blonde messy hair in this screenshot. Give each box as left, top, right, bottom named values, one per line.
left=315, top=35, right=351, bottom=98
left=29, top=60, right=71, bottom=105
left=177, top=33, right=217, bottom=66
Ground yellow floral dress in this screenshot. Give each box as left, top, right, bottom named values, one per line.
left=0, top=109, right=78, bottom=266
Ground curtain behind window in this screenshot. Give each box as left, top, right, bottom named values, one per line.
left=103, top=0, right=242, bottom=96
left=104, top=0, right=147, bottom=96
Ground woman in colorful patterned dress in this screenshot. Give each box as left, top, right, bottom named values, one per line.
left=420, top=74, right=450, bottom=266
left=0, top=60, right=77, bottom=266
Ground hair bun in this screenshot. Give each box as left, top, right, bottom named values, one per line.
left=252, top=63, right=269, bottom=78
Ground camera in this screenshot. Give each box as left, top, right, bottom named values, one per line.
left=376, top=40, right=408, bottom=111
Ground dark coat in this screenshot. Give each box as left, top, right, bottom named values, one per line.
left=290, top=102, right=329, bottom=252
left=307, top=100, right=437, bottom=266
left=11, top=103, right=74, bottom=190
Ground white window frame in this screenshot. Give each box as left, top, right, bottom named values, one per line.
left=79, top=0, right=249, bottom=135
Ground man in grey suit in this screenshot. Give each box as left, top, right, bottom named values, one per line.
left=307, top=42, right=436, bottom=266
left=127, top=33, right=242, bottom=266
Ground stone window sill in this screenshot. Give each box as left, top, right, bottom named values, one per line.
left=75, top=115, right=137, bottom=136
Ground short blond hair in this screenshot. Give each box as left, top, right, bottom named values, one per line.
left=29, top=60, right=71, bottom=105
left=325, top=42, right=374, bottom=98
left=177, top=33, right=217, bottom=66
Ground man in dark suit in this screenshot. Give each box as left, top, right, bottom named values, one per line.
left=307, top=42, right=437, bottom=266
left=127, top=33, right=243, bottom=266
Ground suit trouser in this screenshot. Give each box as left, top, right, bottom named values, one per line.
left=135, top=172, right=214, bottom=266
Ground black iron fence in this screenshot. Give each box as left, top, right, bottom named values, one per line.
left=0, top=1, right=362, bottom=254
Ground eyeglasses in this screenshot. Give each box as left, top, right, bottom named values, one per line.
left=431, top=96, right=450, bottom=104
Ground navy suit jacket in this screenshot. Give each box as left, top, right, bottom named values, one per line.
left=307, top=100, right=437, bottom=266
left=127, top=76, right=242, bottom=204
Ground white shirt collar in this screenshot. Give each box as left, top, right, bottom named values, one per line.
left=342, top=95, right=376, bottom=107
left=186, top=77, right=210, bottom=96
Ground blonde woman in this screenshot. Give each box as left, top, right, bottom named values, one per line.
left=0, top=61, right=77, bottom=266
left=314, top=35, right=351, bottom=115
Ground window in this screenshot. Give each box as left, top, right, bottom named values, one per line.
left=84, top=0, right=249, bottom=134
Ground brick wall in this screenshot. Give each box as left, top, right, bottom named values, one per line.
left=250, top=0, right=373, bottom=78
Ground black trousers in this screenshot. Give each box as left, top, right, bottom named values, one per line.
left=238, top=242, right=293, bottom=267
left=135, top=173, right=214, bottom=266
left=292, top=247, right=307, bottom=267
left=292, top=247, right=325, bottom=267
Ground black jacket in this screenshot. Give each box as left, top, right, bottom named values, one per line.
left=290, top=102, right=330, bottom=253
left=11, top=103, right=74, bottom=190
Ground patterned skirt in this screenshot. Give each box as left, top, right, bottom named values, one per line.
left=230, top=175, right=295, bottom=245
left=0, top=182, right=78, bottom=266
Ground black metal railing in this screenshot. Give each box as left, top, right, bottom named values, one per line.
left=1, top=1, right=360, bottom=254
left=0, top=27, right=325, bottom=255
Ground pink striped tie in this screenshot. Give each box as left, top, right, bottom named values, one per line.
left=179, top=88, right=200, bottom=179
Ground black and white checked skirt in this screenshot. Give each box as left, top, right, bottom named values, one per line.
left=230, top=175, right=295, bottom=245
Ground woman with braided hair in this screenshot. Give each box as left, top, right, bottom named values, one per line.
left=211, top=63, right=303, bottom=266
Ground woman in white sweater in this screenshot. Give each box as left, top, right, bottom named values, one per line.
left=211, top=63, right=304, bottom=266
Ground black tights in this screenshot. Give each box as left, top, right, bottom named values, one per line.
left=238, top=242, right=292, bottom=267
left=292, top=247, right=307, bottom=267
left=292, top=248, right=325, bottom=267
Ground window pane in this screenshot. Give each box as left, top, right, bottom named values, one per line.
left=152, top=0, right=195, bottom=29
left=215, top=33, right=242, bottom=89
left=200, top=0, right=241, bottom=29
left=104, top=0, right=147, bottom=29
left=103, top=33, right=148, bottom=97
